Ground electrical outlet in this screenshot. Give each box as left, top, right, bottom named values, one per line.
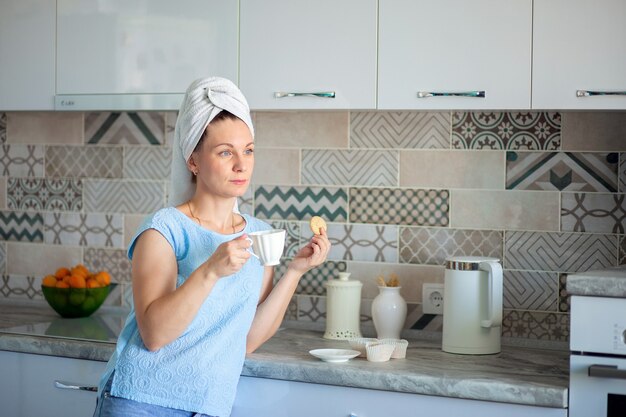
left=422, top=283, right=444, bottom=315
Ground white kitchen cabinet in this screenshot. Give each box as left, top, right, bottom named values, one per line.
left=533, top=0, right=626, bottom=109
left=378, top=0, right=532, bottom=110
left=0, top=350, right=105, bottom=417
left=56, top=0, right=238, bottom=110
left=232, top=376, right=567, bottom=417
left=239, top=0, right=377, bottom=110
left=0, top=0, right=55, bottom=110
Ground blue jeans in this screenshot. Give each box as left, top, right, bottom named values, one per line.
left=93, top=372, right=217, bottom=417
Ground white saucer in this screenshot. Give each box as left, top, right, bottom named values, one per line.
left=309, top=349, right=360, bottom=363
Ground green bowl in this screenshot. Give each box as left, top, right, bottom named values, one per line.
left=41, top=283, right=116, bottom=318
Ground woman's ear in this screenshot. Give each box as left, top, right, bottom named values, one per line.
left=187, top=156, right=198, bottom=176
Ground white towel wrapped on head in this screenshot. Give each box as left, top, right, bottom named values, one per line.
left=168, top=77, right=254, bottom=208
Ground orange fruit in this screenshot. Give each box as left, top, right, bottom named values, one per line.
left=55, top=280, right=70, bottom=288
left=71, top=264, right=90, bottom=278
left=54, top=267, right=71, bottom=279
left=42, top=275, right=58, bottom=287
left=68, top=275, right=87, bottom=289
left=86, top=278, right=101, bottom=288
left=95, top=271, right=111, bottom=286
left=62, top=275, right=71, bottom=285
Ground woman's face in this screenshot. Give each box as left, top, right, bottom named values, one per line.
left=190, top=117, right=254, bottom=199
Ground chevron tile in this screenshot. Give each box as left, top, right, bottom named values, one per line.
left=85, top=112, right=165, bottom=145
left=502, top=310, right=569, bottom=342
left=399, top=227, right=503, bottom=266
left=84, top=180, right=164, bottom=214
left=350, top=187, right=449, bottom=226
left=301, top=150, right=398, bottom=186
left=562, top=193, right=626, bottom=233
left=8, top=178, right=82, bottom=211
left=620, top=153, right=626, bottom=192
left=505, top=231, right=618, bottom=272
left=46, top=146, right=123, bottom=178
left=621, top=236, right=626, bottom=265
left=302, top=222, right=398, bottom=263
left=350, top=111, right=450, bottom=149
left=84, top=248, right=131, bottom=283
left=0, top=243, right=5, bottom=273
left=452, top=112, right=561, bottom=150
left=0, top=112, right=6, bottom=144
left=507, top=152, right=618, bottom=191
left=0, top=275, right=43, bottom=301
left=124, top=146, right=171, bottom=179
left=255, top=186, right=347, bottom=221
left=44, top=212, right=123, bottom=247
left=0, top=145, right=44, bottom=177
left=0, top=211, right=43, bottom=242
left=503, top=270, right=558, bottom=311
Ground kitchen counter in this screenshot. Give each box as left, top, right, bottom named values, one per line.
left=566, top=266, right=626, bottom=298
left=0, top=303, right=568, bottom=409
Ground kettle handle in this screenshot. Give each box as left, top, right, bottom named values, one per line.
left=479, top=261, right=503, bottom=328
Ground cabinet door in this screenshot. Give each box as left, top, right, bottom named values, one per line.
left=0, top=0, right=55, bottom=110
left=56, top=0, right=238, bottom=109
left=0, top=350, right=106, bottom=417
left=378, top=0, right=532, bottom=110
left=533, top=0, right=626, bottom=109
left=240, top=0, right=377, bottom=110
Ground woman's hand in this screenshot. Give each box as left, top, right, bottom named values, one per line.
left=204, top=234, right=252, bottom=279
left=288, top=228, right=331, bottom=275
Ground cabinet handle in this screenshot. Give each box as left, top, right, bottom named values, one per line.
left=417, top=91, right=485, bottom=98
left=576, top=90, right=626, bottom=97
left=274, top=91, right=336, bottom=99
left=588, top=365, right=626, bottom=380
left=54, top=380, right=98, bottom=392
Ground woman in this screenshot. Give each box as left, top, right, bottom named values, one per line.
left=93, top=77, right=330, bottom=417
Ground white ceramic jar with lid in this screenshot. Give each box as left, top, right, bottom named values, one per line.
left=324, top=272, right=362, bottom=340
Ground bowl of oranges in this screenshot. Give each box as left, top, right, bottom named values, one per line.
left=41, top=264, right=114, bottom=318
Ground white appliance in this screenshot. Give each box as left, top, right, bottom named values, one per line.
left=569, top=268, right=626, bottom=417
left=442, top=256, right=503, bottom=355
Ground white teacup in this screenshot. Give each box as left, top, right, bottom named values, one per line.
left=247, top=229, right=286, bottom=266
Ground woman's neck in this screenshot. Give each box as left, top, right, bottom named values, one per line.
left=185, top=197, right=240, bottom=234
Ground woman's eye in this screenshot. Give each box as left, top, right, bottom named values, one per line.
left=219, top=150, right=232, bottom=157
left=244, top=148, right=254, bottom=155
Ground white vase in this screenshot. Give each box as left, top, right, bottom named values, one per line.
left=371, top=286, right=407, bottom=339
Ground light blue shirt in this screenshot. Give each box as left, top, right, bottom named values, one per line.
left=99, top=207, right=271, bottom=416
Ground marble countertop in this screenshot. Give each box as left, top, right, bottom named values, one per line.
left=566, top=266, right=626, bottom=298
left=0, top=303, right=569, bottom=409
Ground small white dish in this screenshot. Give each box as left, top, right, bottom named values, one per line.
left=309, top=349, right=360, bottom=363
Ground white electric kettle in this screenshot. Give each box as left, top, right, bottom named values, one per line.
left=442, top=256, right=503, bottom=355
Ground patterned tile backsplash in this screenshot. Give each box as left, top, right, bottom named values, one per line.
left=1, top=109, right=626, bottom=346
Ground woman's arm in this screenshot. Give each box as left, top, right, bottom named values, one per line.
left=133, top=230, right=251, bottom=351
left=246, top=230, right=330, bottom=353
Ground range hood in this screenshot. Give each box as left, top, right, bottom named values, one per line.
left=54, top=94, right=184, bottom=111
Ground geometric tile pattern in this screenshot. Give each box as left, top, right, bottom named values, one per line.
left=268, top=220, right=300, bottom=258
left=399, top=228, right=503, bottom=266
left=0, top=243, right=5, bottom=273
left=501, top=310, right=569, bottom=342
left=297, top=295, right=326, bottom=322
left=274, top=259, right=347, bottom=296
left=621, top=153, right=626, bottom=192
left=350, top=187, right=449, bottom=226
left=85, top=112, right=165, bottom=145
left=350, top=111, right=450, bottom=149
left=561, top=193, right=626, bottom=233
left=452, top=112, right=561, bottom=150
left=301, top=150, right=398, bottom=186
left=46, top=146, right=123, bottom=178
left=0, top=144, right=44, bottom=177
left=0, top=275, right=43, bottom=301
left=84, top=248, right=131, bottom=283
left=0, top=112, right=6, bottom=144
left=7, top=178, right=82, bottom=211
left=506, top=152, right=619, bottom=191
left=44, top=213, right=123, bottom=247
left=255, top=186, right=347, bottom=221
left=504, top=231, right=617, bottom=273
left=83, top=180, right=164, bottom=214
left=124, top=146, right=171, bottom=179
left=621, top=236, right=626, bottom=265
left=0, top=211, right=44, bottom=242
left=558, top=274, right=570, bottom=313
left=503, top=270, right=557, bottom=311
left=308, top=223, right=398, bottom=263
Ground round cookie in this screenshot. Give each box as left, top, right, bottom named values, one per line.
left=309, top=216, right=327, bottom=235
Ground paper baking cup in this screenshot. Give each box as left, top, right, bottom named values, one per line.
left=379, top=338, right=409, bottom=359
left=366, top=342, right=395, bottom=362
left=348, top=337, right=379, bottom=357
